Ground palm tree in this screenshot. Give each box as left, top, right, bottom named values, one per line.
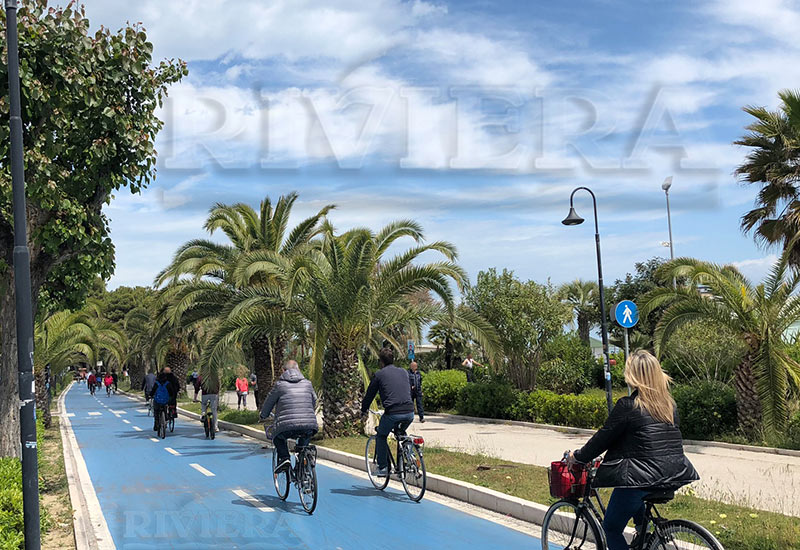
left=557, top=279, right=599, bottom=346
left=736, top=89, right=800, bottom=264
left=34, top=311, right=126, bottom=427
left=288, top=221, right=466, bottom=437
left=642, top=256, right=800, bottom=436
left=124, top=305, right=159, bottom=389
left=155, top=192, right=333, bottom=407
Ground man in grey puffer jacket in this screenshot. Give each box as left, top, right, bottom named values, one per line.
left=260, top=360, right=318, bottom=471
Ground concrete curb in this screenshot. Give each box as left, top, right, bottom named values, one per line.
left=427, top=412, right=800, bottom=458
left=119, top=390, right=555, bottom=527
left=58, top=383, right=116, bottom=550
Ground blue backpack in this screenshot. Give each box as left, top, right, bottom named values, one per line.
left=154, top=381, right=170, bottom=405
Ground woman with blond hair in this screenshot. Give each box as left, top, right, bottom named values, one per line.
left=568, top=350, right=698, bottom=550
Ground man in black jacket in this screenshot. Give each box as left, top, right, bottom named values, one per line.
left=407, top=361, right=425, bottom=423
left=361, top=348, right=414, bottom=476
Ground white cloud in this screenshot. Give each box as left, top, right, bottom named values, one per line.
left=731, top=254, right=779, bottom=283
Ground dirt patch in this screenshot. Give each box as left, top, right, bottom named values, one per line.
left=40, top=417, right=76, bottom=550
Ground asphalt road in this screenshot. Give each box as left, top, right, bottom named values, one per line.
left=64, top=385, right=543, bottom=550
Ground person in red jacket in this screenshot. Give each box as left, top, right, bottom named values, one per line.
left=103, top=373, right=114, bottom=396
left=235, top=370, right=249, bottom=410
left=87, top=372, right=97, bottom=395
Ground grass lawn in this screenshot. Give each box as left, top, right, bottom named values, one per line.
left=177, top=399, right=261, bottom=428
left=320, top=436, right=800, bottom=550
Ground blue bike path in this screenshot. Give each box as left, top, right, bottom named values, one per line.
left=64, top=384, right=542, bottom=549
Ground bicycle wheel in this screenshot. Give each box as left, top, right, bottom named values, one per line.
left=400, top=443, right=426, bottom=502
left=209, top=416, right=216, bottom=440
left=147, top=401, right=152, bottom=417
left=297, top=453, right=318, bottom=515
left=364, top=436, right=390, bottom=490
left=203, top=414, right=210, bottom=439
left=541, top=500, right=603, bottom=550
left=648, top=520, right=724, bottom=550
left=158, top=410, right=167, bottom=439
left=169, top=414, right=175, bottom=433
left=272, top=449, right=290, bottom=500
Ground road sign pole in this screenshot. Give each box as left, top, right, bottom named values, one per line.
left=4, top=1, right=42, bottom=548
left=623, top=328, right=630, bottom=396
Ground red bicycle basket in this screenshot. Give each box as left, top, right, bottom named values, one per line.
left=549, top=461, right=589, bottom=499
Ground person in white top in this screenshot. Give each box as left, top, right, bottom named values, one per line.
left=461, top=352, right=484, bottom=383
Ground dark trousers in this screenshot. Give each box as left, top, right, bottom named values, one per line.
left=273, top=431, right=314, bottom=462
left=376, top=412, right=414, bottom=469
left=603, top=488, right=648, bottom=550
left=412, top=391, right=424, bottom=419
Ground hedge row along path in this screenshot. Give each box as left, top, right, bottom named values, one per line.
left=419, top=413, right=800, bottom=517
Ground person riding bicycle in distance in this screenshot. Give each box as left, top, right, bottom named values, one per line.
left=567, top=350, right=699, bottom=550
left=361, top=347, right=415, bottom=477
left=259, top=360, right=318, bottom=473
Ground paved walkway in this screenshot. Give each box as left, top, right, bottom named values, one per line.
left=184, top=385, right=259, bottom=411
left=416, top=414, right=800, bottom=517
left=63, top=385, right=540, bottom=549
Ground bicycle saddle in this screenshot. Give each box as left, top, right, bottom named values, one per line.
left=643, top=490, right=674, bottom=504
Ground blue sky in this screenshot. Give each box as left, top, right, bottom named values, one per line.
left=74, top=0, right=800, bottom=289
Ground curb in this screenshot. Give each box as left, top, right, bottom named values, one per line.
left=427, top=412, right=800, bottom=459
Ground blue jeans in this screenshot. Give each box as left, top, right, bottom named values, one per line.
left=603, top=488, right=648, bottom=550
left=376, top=412, right=414, bottom=469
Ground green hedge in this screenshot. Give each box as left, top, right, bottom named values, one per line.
left=784, top=410, right=800, bottom=450
left=672, top=381, right=737, bottom=441
left=421, top=370, right=466, bottom=411
left=538, top=359, right=589, bottom=395
left=512, top=390, right=608, bottom=428
left=0, top=459, right=24, bottom=550
left=456, top=381, right=517, bottom=419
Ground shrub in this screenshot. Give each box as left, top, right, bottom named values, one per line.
left=544, top=332, right=595, bottom=380
left=457, top=381, right=518, bottom=419
left=511, top=390, right=608, bottom=428
left=221, top=409, right=261, bottom=425
left=672, top=381, right=737, bottom=441
left=786, top=410, right=800, bottom=450
left=421, top=370, right=466, bottom=411
left=537, top=358, right=588, bottom=394
left=591, top=351, right=626, bottom=388
left=0, top=458, right=24, bottom=550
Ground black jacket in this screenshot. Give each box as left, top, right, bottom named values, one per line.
left=148, top=372, right=180, bottom=404
left=142, top=373, right=157, bottom=394
left=574, top=391, right=699, bottom=490
left=362, top=364, right=414, bottom=415
left=408, top=369, right=422, bottom=395
left=260, top=369, right=318, bottom=435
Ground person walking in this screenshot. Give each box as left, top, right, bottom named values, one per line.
left=235, top=369, right=249, bottom=410
left=407, top=361, right=425, bottom=423
left=191, top=372, right=201, bottom=402
left=567, top=350, right=699, bottom=550
left=461, top=352, right=483, bottom=383
left=259, top=360, right=318, bottom=472
left=111, top=369, right=119, bottom=393
left=200, top=373, right=220, bottom=434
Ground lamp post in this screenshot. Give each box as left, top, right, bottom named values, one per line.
left=562, top=187, right=614, bottom=414
left=4, top=1, right=42, bottom=548
left=662, top=176, right=675, bottom=288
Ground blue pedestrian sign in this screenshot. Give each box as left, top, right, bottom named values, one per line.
left=614, top=300, right=639, bottom=328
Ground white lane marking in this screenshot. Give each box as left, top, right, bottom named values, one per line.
left=132, top=426, right=143, bottom=432
left=122, top=420, right=131, bottom=424
left=65, top=413, right=75, bottom=418
left=136, top=409, right=148, bottom=414
left=189, top=464, right=216, bottom=477
left=149, top=438, right=159, bottom=443
left=165, top=447, right=181, bottom=456
left=88, top=412, right=102, bottom=416
left=110, top=410, right=126, bottom=415
left=231, top=490, right=273, bottom=512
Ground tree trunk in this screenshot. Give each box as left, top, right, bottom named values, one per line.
left=322, top=346, right=363, bottom=438
left=252, top=334, right=287, bottom=410
left=166, top=345, right=189, bottom=396
left=444, top=334, right=452, bottom=370
left=734, top=353, right=762, bottom=436
left=128, top=359, right=144, bottom=394
left=577, top=313, right=590, bottom=346
left=34, top=367, right=51, bottom=429
left=0, top=285, right=21, bottom=457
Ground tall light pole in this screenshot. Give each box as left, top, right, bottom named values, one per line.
left=662, top=176, right=675, bottom=288
left=4, top=2, right=42, bottom=548
left=562, top=187, right=614, bottom=415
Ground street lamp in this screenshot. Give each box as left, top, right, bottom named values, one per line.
left=562, top=187, right=614, bottom=414
left=662, top=176, right=675, bottom=288
left=4, top=1, right=42, bottom=548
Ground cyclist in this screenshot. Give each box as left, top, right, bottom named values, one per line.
left=142, top=369, right=157, bottom=403
left=200, top=373, right=220, bottom=434
left=87, top=371, right=97, bottom=395
left=149, top=368, right=177, bottom=432
left=259, top=360, right=318, bottom=473
left=407, top=361, right=425, bottom=423
left=111, top=369, right=119, bottom=393
left=103, top=372, right=114, bottom=395
left=360, top=347, right=414, bottom=477
left=567, top=350, right=698, bottom=550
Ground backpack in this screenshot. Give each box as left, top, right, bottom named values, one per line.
left=154, top=381, right=170, bottom=405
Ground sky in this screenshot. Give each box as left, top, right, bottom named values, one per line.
left=72, top=0, right=800, bottom=290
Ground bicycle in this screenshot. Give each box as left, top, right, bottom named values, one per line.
left=156, top=406, right=167, bottom=439
left=168, top=404, right=176, bottom=433
left=364, top=409, right=426, bottom=502
left=202, top=401, right=216, bottom=440
left=263, top=420, right=318, bottom=515
left=146, top=397, right=153, bottom=417
left=541, top=455, right=724, bottom=550
left=106, top=384, right=112, bottom=397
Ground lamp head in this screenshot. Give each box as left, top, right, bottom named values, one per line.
left=562, top=207, right=584, bottom=226
left=661, top=176, right=673, bottom=192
